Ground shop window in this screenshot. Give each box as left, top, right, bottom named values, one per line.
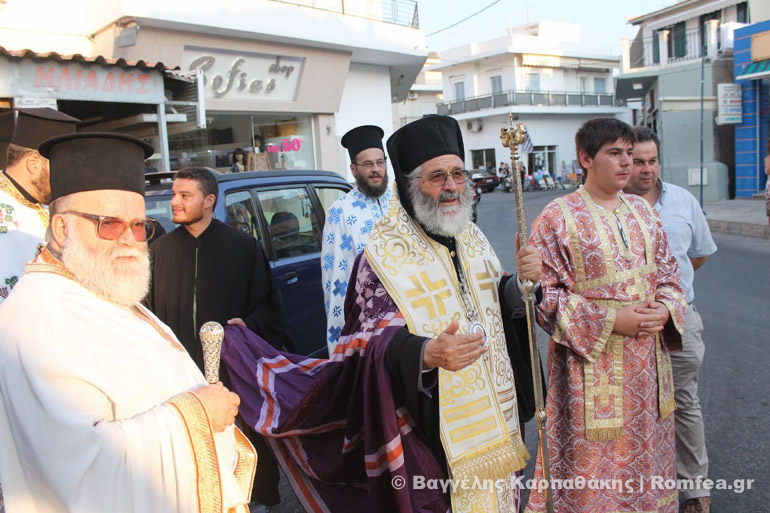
left=528, top=145, right=557, bottom=177
left=167, top=114, right=315, bottom=173
left=257, top=187, right=322, bottom=259
left=471, top=149, right=496, bottom=173
left=225, top=190, right=261, bottom=240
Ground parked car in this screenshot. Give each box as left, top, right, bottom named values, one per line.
left=471, top=170, right=500, bottom=193
left=144, top=170, right=352, bottom=359
left=466, top=173, right=480, bottom=223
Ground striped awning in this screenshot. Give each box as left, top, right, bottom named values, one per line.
left=737, top=59, right=770, bottom=81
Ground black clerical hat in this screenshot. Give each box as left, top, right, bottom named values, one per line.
left=11, top=108, right=79, bottom=151
left=386, top=115, right=465, bottom=217
left=341, top=125, right=384, bottom=162
left=38, top=132, right=154, bottom=202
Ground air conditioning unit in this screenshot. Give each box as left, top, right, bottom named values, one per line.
left=408, top=91, right=418, bottom=100
left=466, top=120, right=483, bottom=132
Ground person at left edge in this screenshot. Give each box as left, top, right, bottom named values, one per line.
left=0, top=132, right=254, bottom=512
left=321, top=125, right=392, bottom=354
left=0, top=108, right=79, bottom=304
left=146, top=167, right=290, bottom=511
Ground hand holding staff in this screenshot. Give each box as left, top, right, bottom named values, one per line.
left=500, top=117, right=554, bottom=513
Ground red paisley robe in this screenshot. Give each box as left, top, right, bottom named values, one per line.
left=525, top=187, right=687, bottom=513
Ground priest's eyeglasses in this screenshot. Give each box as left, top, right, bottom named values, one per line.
left=423, top=170, right=466, bottom=188
left=354, top=157, right=388, bottom=171
left=63, top=211, right=157, bottom=242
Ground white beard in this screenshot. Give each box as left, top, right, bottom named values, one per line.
left=61, top=223, right=151, bottom=307
left=409, top=182, right=473, bottom=238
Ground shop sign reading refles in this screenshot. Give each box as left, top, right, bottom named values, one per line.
left=182, top=46, right=304, bottom=102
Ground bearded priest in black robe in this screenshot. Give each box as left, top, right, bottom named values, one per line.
left=221, top=115, right=543, bottom=513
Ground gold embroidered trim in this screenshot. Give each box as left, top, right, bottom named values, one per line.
left=233, top=428, right=257, bottom=500
left=555, top=294, right=581, bottom=342
left=586, top=307, right=617, bottom=364
left=573, top=264, right=657, bottom=292
left=169, top=392, right=223, bottom=513
left=449, top=433, right=530, bottom=481
left=584, top=333, right=624, bottom=441
left=555, top=197, right=587, bottom=283
left=0, top=173, right=49, bottom=227
left=622, top=194, right=655, bottom=265
left=579, top=187, right=617, bottom=277
left=656, top=337, right=676, bottom=420
left=657, top=298, right=685, bottom=335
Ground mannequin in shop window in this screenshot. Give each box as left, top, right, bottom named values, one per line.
left=230, top=148, right=245, bottom=173
left=246, top=136, right=270, bottom=171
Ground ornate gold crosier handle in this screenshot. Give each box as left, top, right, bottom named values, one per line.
left=500, top=116, right=554, bottom=513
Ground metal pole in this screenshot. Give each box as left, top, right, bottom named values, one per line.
left=699, top=41, right=705, bottom=207
left=500, top=116, right=554, bottom=513
left=156, top=103, right=170, bottom=172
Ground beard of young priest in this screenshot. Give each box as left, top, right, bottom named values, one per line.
left=0, top=132, right=254, bottom=513
left=219, top=115, right=541, bottom=513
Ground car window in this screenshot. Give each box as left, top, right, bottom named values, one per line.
left=257, top=187, right=322, bottom=259
left=145, top=195, right=175, bottom=233
left=225, top=190, right=261, bottom=241
left=314, top=186, right=347, bottom=213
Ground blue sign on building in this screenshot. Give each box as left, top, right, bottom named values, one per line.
left=734, top=20, right=770, bottom=198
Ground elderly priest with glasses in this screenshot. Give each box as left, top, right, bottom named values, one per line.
left=0, top=132, right=255, bottom=513
left=222, top=115, right=543, bottom=512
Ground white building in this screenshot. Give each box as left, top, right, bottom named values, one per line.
left=0, top=0, right=428, bottom=179
left=616, top=0, right=750, bottom=201
left=432, top=20, right=629, bottom=179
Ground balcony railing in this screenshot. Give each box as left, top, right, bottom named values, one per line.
left=436, top=89, right=616, bottom=115
left=629, top=26, right=726, bottom=69
left=270, top=0, right=419, bottom=28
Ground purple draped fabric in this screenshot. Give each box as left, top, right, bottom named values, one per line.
left=221, top=257, right=450, bottom=513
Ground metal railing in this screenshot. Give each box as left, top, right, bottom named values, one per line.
left=631, top=27, right=708, bottom=69
left=270, top=0, right=419, bottom=28
left=436, top=89, right=616, bottom=115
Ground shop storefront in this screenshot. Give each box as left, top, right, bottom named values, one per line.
left=734, top=20, right=770, bottom=198
left=0, top=47, right=201, bottom=169
left=97, top=27, right=358, bottom=176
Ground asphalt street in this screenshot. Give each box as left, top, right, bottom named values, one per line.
left=270, top=187, right=770, bottom=512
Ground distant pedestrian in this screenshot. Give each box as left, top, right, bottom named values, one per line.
left=625, top=126, right=717, bottom=513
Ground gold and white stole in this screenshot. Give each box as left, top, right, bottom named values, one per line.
left=365, top=200, right=529, bottom=513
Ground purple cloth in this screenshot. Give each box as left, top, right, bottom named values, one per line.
left=221, top=258, right=449, bottom=513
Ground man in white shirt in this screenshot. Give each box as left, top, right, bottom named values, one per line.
left=625, top=126, right=717, bottom=513
left=0, top=132, right=255, bottom=513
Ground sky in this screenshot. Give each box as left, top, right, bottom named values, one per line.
left=418, top=0, right=674, bottom=54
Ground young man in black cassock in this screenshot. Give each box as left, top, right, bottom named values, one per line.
left=147, top=167, right=289, bottom=512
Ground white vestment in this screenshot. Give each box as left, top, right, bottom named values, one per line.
left=321, top=185, right=391, bottom=353
left=0, top=172, right=48, bottom=304
left=0, top=249, right=255, bottom=513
